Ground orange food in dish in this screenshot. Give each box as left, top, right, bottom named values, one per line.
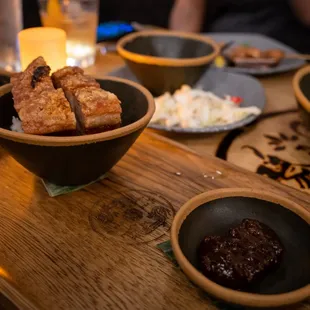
left=10, top=57, right=122, bottom=136
left=52, top=66, right=121, bottom=133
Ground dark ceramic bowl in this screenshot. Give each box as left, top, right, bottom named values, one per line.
left=171, top=188, right=310, bottom=308
left=0, top=77, right=155, bottom=186
left=293, top=65, right=310, bottom=130
left=116, top=30, right=219, bottom=96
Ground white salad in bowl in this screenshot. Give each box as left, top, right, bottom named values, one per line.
left=151, top=85, right=261, bottom=129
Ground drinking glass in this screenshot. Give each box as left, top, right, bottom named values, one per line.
left=39, top=0, right=99, bottom=68
left=0, top=0, right=23, bottom=72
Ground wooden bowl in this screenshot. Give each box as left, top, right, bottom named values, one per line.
left=0, top=77, right=155, bottom=186
left=293, top=65, right=310, bottom=130
left=116, top=30, right=219, bottom=96
left=171, top=188, right=310, bottom=308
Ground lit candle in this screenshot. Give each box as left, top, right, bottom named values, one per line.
left=18, top=27, right=67, bottom=72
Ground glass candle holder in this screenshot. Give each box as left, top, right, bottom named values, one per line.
left=18, top=27, right=67, bottom=72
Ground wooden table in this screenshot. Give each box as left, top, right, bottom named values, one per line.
left=0, top=50, right=309, bottom=310
left=0, top=132, right=309, bottom=310
left=86, top=51, right=310, bottom=193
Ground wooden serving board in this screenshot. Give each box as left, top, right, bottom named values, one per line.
left=0, top=131, right=309, bottom=310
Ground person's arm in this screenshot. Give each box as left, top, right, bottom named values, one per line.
left=290, top=0, right=310, bottom=26
left=169, top=0, right=206, bottom=32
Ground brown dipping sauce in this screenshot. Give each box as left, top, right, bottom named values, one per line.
left=198, top=219, right=284, bottom=290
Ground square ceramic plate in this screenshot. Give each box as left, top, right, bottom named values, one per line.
left=206, top=33, right=306, bottom=76
left=109, top=66, right=266, bottom=133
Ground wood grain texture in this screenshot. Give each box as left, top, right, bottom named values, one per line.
left=0, top=131, right=309, bottom=310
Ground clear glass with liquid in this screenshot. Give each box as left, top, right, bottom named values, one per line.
left=0, top=0, right=23, bottom=72
left=39, top=0, right=99, bottom=68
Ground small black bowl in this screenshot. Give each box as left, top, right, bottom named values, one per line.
left=0, top=77, right=155, bottom=186
left=171, top=188, right=310, bottom=308
left=116, top=30, right=219, bottom=96
left=293, top=65, right=310, bottom=130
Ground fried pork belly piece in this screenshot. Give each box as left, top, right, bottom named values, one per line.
left=11, top=57, right=54, bottom=112
left=74, top=87, right=121, bottom=130
left=18, top=89, right=76, bottom=135
left=51, top=66, right=84, bottom=88
left=52, top=67, right=122, bottom=132
left=59, top=73, right=100, bottom=93
left=11, top=57, right=77, bottom=135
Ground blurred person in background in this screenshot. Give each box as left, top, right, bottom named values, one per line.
left=25, top=0, right=174, bottom=33
left=99, top=0, right=174, bottom=29
left=169, top=0, right=310, bottom=53
left=24, top=0, right=309, bottom=53
left=23, top=0, right=41, bottom=28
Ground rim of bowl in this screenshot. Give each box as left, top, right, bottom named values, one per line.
left=171, top=188, right=310, bottom=308
left=116, top=30, right=220, bottom=67
left=0, top=76, right=155, bottom=146
left=293, top=65, right=310, bottom=113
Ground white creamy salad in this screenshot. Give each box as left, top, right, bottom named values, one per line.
left=151, top=85, right=261, bottom=128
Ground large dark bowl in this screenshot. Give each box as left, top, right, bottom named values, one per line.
left=293, top=65, right=310, bottom=130
left=0, top=77, right=155, bottom=185
left=116, top=30, right=219, bottom=96
left=171, top=188, right=310, bottom=308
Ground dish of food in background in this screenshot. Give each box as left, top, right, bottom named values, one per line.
left=208, top=33, right=305, bottom=75
left=226, top=46, right=285, bottom=68
left=198, top=218, right=284, bottom=290
left=10, top=57, right=122, bottom=136
left=109, top=66, right=266, bottom=133
left=220, top=46, right=310, bottom=69
left=152, top=85, right=261, bottom=129
left=171, top=188, right=310, bottom=308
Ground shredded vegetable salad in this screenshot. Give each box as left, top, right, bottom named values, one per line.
left=151, top=85, right=261, bottom=128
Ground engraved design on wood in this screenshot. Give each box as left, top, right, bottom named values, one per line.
left=89, top=190, right=175, bottom=243
left=243, top=146, right=310, bottom=189
left=216, top=111, right=310, bottom=191
left=242, top=120, right=310, bottom=189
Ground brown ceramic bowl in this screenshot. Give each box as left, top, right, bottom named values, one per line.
left=116, top=30, right=220, bottom=96
left=171, top=188, right=310, bottom=308
left=0, top=77, right=155, bottom=185
left=293, top=65, right=310, bottom=130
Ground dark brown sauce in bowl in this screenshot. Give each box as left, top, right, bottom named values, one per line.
left=172, top=190, right=310, bottom=307
left=198, top=219, right=284, bottom=291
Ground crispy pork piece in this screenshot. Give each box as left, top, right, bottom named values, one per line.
left=10, top=57, right=77, bottom=135
left=52, top=67, right=122, bottom=133
left=59, top=73, right=100, bottom=93
left=51, top=66, right=84, bottom=88
left=11, top=57, right=54, bottom=112
left=73, top=87, right=121, bottom=132
left=18, top=89, right=76, bottom=135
